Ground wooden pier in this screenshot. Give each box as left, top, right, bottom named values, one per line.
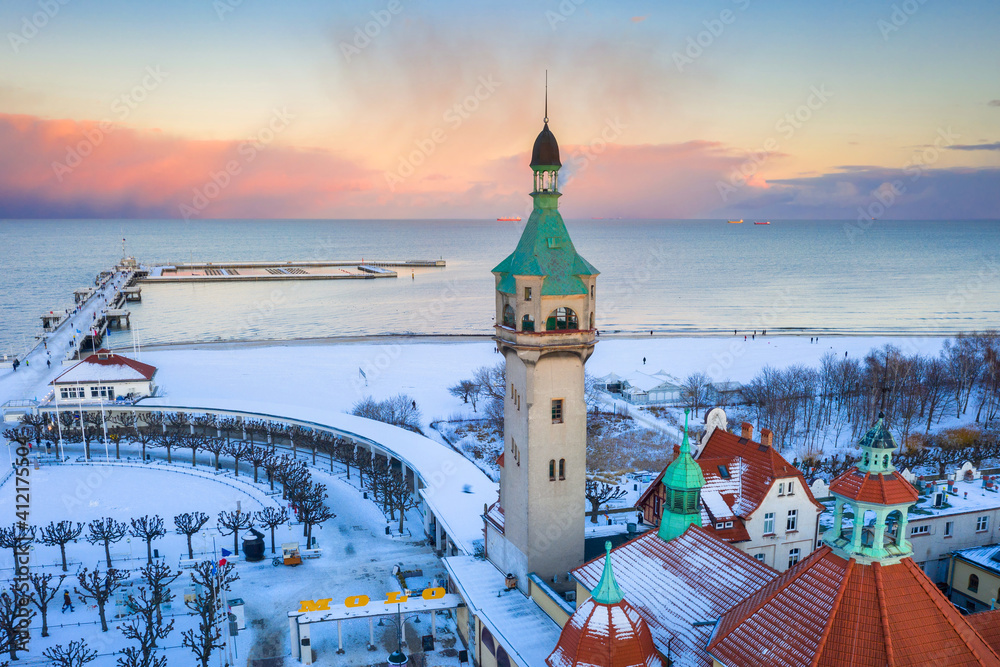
left=138, top=259, right=445, bottom=283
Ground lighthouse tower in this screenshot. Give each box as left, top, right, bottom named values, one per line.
left=485, top=98, right=599, bottom=591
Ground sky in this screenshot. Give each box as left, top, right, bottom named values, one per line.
left=1, top=0, right=998, bottom=220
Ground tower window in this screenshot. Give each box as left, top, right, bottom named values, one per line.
left=524, top=286, right=532, bottom=301
left=502, top=304, right=515, bottom=328
left=558, top=459, right=565, bottom=480
left=521, top=314, right=535, bottom=332
left=551, top=399, right=563, bottom=424
left=549, top=460, right=556, bottom=481
left=546, top=307, right=578, bottom=331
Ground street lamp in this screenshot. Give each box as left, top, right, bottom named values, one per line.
left=385, top=603, right=414, bottom=666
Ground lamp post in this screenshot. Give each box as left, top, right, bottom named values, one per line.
left=386, top=603, right=411, bottom=666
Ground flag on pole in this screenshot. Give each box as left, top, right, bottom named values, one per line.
left=221, top=548, right=232, bottom=557
left=359, top=368, right=366, bottom=379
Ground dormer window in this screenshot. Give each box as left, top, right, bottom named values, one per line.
left=546, top=237, right=561, bottom=249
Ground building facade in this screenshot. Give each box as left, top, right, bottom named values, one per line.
left=50, top=349, right=157, bottom=404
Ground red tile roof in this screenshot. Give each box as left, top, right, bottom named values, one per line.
left=708, top=547, right=1000, bottom=666
left=52, top=349, right=157, bottom=384
left=573, top=527, right=776, bottom=667
left=829, top=469, right=919, bottom=506
left=969, top=610, right=1000, bottom=658
left=547, top=596, right=664, bottom=667
left=485, top=501, right=504, bottom=533
left=698, top=429, right=826, bottom=514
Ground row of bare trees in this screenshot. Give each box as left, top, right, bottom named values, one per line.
left=728, top=333, right=1000, bottom=453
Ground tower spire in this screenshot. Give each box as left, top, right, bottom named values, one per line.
left=544, top=70, right=548, bottom=124
left=657, top=409, right=706, bottom=542
left=591, top=541, right=624, bottom=604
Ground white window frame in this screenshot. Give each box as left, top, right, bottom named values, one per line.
left=788, top=548, right=801, bottom=568
left=911, top=525, right=930, bottom=536
left=786, top=509, right=798, bottom=532
left=778, top=482, right=784, bottom=496
left=763, top=512, right=775, bottom=535
left=944, top=521, right=953, bottom=537
left=754, top=553, right=766, bottom=563
left=977, top=516, right=990, bottom=532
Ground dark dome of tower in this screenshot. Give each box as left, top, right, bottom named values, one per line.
left=530, top=123, right=561, bottom=167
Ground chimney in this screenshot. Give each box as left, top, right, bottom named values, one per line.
left=760, top=428, right=773, bottom=448
left=740, top=422, right=753, bottom=440
left=672, top=444, right=681, bottom=458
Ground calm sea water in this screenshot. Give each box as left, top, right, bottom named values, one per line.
left=1, top=219, right=998, bottom=355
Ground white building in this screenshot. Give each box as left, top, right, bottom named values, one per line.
left=50, top=349, right=157, bottom=404
left=637, top=408, right=824, bottom=571
left=594, top=369, right=682, bottom=405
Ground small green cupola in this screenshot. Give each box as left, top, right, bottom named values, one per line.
left=591, top=541, right=624, bottom=604
left=658, top=409, right=706, bottom=542
left=857, top=413, right=897, bottom=474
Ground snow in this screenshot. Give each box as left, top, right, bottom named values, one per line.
left=53, top=361, right=150, bottom=384
left=444, top=555, right=563, bottom=667
left=952, top=544, right=1000, bottom=573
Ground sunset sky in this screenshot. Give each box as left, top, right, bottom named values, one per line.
left=2, top=0, right=998, bottom=220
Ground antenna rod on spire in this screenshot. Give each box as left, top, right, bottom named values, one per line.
left=544, top=70, right=548, bottom=124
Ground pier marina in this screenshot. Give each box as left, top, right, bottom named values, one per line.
left=139, top=258, right=445, bottom=283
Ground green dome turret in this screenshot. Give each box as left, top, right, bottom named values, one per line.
left=658, top=410, right=705, bottom=542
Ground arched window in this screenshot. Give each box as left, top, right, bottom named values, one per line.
left=502, top=304, right=515, bottom=328
left=549, top=459, right=556, bottom=481
left=969, top=574, right=979, bottom=593
left=887, top=510, right=904, bottom=546
left=497, top=647, right=511, bottom=667
left=558, top=458, right=566, bottom=480
left=883, top=454, right=889, bottom=467
left=481, top=627, right=496, bottom=656
left=545, top=307, right=578, bottom=331
left=589, top=312, right=594, bottom=329
left=522, top=314, right=535, bottom=332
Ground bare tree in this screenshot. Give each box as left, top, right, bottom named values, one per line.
left=0, top=582, right=34, bottom=660
left=245, top=445, right=269, bottom=484
left=41, top=520, right=84, bottom=572
left=86, top=517, right=128, bottom=568
left=75, top=566, right=128, bottom=632
left=384, top=470, right=419, bottom=534
left=292, top=481, right=336, bottom=543
left=132, top=412, right=162, bottom=461
left=682, top=372, right=712, bottom=418
left=110, top=412, right=138, bottom=459
left=585, top=479, right=627, bottom=524
left=182, top=561, right=239, bottom=667
left=153, top=429, right=181, bottom=465
left=174, top=512, right=210, bottom=560
left=129, top=515, right=166, bottom=565
left=217, top=510, right=252, bottom=556
left=334, top=439, right=356, bottom=478
left=201, top=436, right=228, bottom=471
left=225, top=440, right=250, bottom=477
left=119, top=585, right=173, bottom=665
left=254, top=506, right=289, bottom=554
left=351, top=394, right=423, bottom=432
left=0, top=524, right=35, bottom=575
left=18, top=413, right=46, bottom=446
left=43, top=639, right=97, bottom=667
left=449, top=380, right=481, bottom=411
left=27, top=571, right=66, bottom=637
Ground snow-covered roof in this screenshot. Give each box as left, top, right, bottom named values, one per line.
left=954, top=544, right=1000, bottom=574
left=908, top=477, right=1000, bottom=520
left=701, top=489, right=735, bottom=521
left=444, top=556, right=562, bottom=667
left=572, top=527, right=776, bottom=667
left=52, top=351, right=156, bottom=384
left=136, top=400, right=496, bottom=556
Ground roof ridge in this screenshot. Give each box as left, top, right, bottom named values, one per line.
left=872, top=562, right=895, bottom=666
left=714, top=545, right=833, bottom=646
left=900, top=557, right=1000, bottom=664
left=811, top=557, right=855, bottom=667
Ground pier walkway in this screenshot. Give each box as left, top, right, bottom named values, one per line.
left=142, top=259, right=444, bottom=283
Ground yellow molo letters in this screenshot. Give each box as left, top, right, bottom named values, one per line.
left=297, top=587, right=446, bottom=612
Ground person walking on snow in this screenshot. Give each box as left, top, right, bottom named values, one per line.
left=62, top=590, right=73, bottom=612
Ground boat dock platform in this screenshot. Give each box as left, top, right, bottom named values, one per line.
left=139, top=259, right=445, bottom=283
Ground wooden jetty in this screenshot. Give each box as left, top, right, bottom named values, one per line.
left=104, top=309, right=131, bottom=328
left=139, top=259, right=445, bottom=283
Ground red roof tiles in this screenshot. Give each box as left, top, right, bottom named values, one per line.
left=547, top=596, right=664, bottom=667
left=969, top=610, right=1000, bottom=657
left=829, top=469, right=919, bottom=506
left=708, top=547, right=1000, bottom=666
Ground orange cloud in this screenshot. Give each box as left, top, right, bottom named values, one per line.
left=0, top=113, right=376, bottom=219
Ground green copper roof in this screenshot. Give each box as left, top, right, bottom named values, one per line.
left=493, top=205, right=598, bottom=296
left=858, top=414, right=897, bottom=450
left=591, top=541, right=624, bottom=604
left=661, top=410, right=705, bottom=490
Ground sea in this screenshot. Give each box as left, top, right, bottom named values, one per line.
left=1, top=219, right=998, bottom=356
